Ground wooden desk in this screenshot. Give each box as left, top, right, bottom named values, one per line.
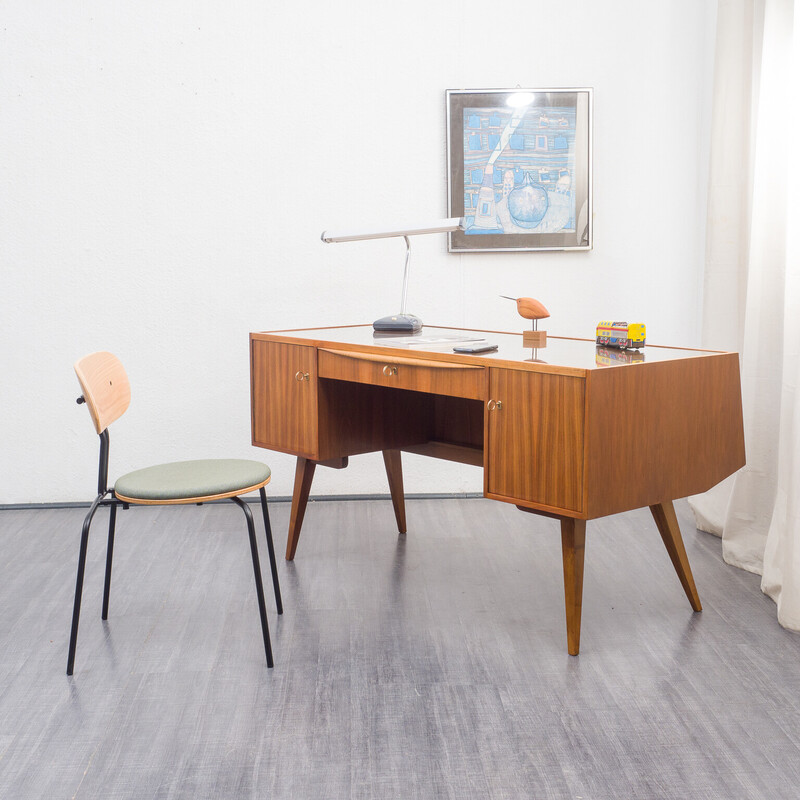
left=250, top=325, right=745, bottom=654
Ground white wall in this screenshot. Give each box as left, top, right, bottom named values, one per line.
left=1, top=0, right=717, bottom=504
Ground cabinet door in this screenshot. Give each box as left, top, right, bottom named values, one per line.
left=486, top=368, right=585, bottom=514
left=251, top=340, right=318, bottom=459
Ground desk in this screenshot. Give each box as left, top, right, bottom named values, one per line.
left=249, top=325, right=745, bottom=654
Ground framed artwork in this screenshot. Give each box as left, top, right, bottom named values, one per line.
left=446, top=88, right=592, bottom=253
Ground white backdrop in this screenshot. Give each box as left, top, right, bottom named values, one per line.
left=1, top=0, right=717, bottom=504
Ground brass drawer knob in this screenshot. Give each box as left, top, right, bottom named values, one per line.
left=487, top=399, right=503, bottom=411
left=295, top=371, right=309, bottom=382
left=383, top=365, right=398, bottom=377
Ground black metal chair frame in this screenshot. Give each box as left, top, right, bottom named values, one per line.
left=67, top=418, right=283, bottom=676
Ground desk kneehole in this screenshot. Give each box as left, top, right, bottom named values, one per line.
left=317, top=349, right=486, bottom=401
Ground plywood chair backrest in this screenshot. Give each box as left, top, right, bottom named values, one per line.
left=74, top=351, right=131, bottom=434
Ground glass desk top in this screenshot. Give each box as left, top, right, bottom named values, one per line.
left=253, top=324, right=728, bottom=373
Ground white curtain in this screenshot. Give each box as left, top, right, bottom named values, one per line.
left=690, top=0, right=800, bottom=629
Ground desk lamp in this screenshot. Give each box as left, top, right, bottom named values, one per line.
left=321, top=218, right=464, bottom=332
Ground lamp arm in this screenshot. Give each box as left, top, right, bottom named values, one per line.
left=399, top=236, right=411, bottom=315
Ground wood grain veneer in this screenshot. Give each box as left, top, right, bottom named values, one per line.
left=561, top=517, right=586, bottom=656
left=251, top=340, right=319, bottom=459
left=286, top=457, right=316, bottom=560
left=74, top=351, right=131, bottom=435
left=650, top=501, right=702, bottom=611
left=583, top=353, right=745, bottom=519
left=318, top=349, right=485, bottom=400
left=316, top=380, right=432, bottom=460
left=486, top=368, right=585, bottom=513
left=402, top=441, right=483, bottom=467
left=432, top=396, right=484, bottom=450
left=382, top=450, right=407, bottom=533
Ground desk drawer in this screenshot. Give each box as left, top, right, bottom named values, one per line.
left=318, top=349, right=485, bottom=400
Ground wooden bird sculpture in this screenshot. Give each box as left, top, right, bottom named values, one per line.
left=500, top=295, right=549, bottom=346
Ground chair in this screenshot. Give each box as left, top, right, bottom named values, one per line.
left=67, top=351, right=282, bottom=675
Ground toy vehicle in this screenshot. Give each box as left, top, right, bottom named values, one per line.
left=596, top=321, right=646, bottom=349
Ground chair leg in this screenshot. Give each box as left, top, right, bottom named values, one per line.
left=67, top=492, right=107, bottom=676
left=101, top=502, right=118, bottom=620
left=231, top=496, right=274, bottom=668
left=259, top=487, right=283, bottom=615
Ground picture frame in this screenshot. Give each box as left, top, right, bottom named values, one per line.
left=446, top=88, right=592, bottom=253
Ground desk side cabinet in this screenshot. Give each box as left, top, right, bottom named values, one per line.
left=485, top=368, right=585, bottom=514
left=251, top=340, right=319, bottom=459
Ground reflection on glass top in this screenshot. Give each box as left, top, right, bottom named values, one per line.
left=259, top=324, right=726, bottom=371
left=595, top=346, right=646, bottom=366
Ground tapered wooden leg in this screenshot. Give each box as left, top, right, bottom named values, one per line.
left=649, top=501, right=702, bottom=611
left=560, top=517, right=586, bottom=656
left=286, top=457, right=316, bottom=561
left=382, top=449, right=407, bottom=534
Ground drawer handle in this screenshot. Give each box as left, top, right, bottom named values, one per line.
left=383, top=365, right=398, bottom=377
left=295, top=371, right=309, bottom=382
left=487, top=399, right=503, bottom=411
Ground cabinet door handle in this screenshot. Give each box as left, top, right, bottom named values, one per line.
left=487, top=399, right=503, bottom=411
left=295, top=371, right=309, bottom=382
left=383, top=365, right=398, bottom=377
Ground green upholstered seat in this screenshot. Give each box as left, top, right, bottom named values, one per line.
left=115, top=459, right=271, bottom=502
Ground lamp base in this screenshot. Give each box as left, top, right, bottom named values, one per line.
left=373, top=313, right=423, bottom=333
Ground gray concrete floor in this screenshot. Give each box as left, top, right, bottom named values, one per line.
left=1, top=496, right=799, bottom=799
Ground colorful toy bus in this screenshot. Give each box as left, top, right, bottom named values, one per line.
left=595, top=321, right=646, bottom=349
